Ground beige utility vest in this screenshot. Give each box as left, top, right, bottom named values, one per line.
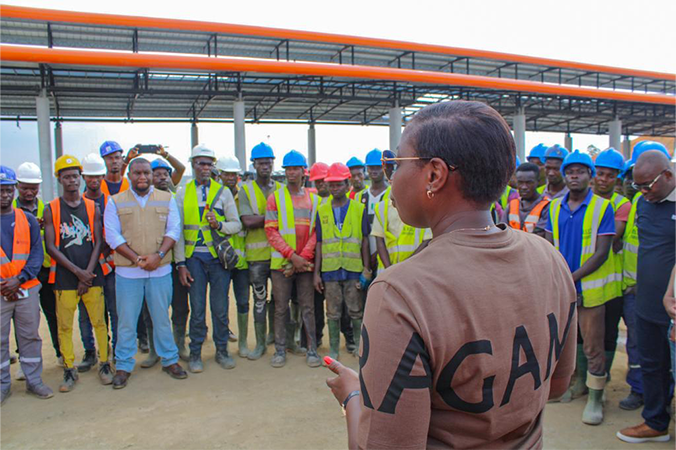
left=112, top=189, right=173, bottom=268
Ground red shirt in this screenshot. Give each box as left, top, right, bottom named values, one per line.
left=264, top=189, right=316, bottom=266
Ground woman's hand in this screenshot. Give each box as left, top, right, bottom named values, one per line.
left=325, top=357, right=360, bottom=405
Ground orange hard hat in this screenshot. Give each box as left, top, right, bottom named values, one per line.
left=309, top=162, right=330, bottom=181
left=324, top=162, right=352, bottom=182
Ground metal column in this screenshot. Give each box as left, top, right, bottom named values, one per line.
left=389, top=103, right=402, bottom=152
left=234, top=98, right=246, bottom=171
left=564, top=133, right=573, bottom=151
left=622, top=137, right=632, bottom=160
left=308, top=123, right=317, bottom=166
left=609, top=118, right=622, bottom=151
left=54, top=121, right=63, bottom=159
left=36, top=89, right=55, bottom=201
left=191, top=122, right=199, bottom=149
left=513, top=107, right=526, bottom=162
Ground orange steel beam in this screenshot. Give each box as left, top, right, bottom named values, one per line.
left=1, top=45, right=674, bottom=106
left=1, top=4, right=674, bottom=82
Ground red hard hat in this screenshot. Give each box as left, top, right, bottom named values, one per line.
left=324, top=162, right=352, bottom=182
left=309, top=162, right=330, bottom=181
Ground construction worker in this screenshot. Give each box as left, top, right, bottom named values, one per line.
left=313, top=163, right=371, bottom=360
left=381, top=150, right=396, bottom=181
left=265, top=150, right=321, bottom=368
left=12, top=163, right=61, bottom=369
left=43, top=156, right=113, bottom=392
left=355, top=150, right=390, bottom=268
left=103, top=158, right=187, bottom=388
left=309, top=162, right=330, bottom=201
left=1, top=166, right=54, bottom=405
left=151, top=159, right=190, bottom=361
left=99, top=141, right=130, bottom=197
left=527, top=143, right=548, bottom=190
left=617, top=149, right=675, bottom=444
left=542, top=145, right=570, bottom=200
left=346, top=157, right=367, bottom=199
left=546, top=150, right=618, bottom=425
left=503, top=162, right=550, bottom=236
left=216, top=155, right=251, bottom=358
left=239, top=143, right=282, bottom=360
left=175, top=144, right=242, bottom=373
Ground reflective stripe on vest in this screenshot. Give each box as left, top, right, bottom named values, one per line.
left=270, top=187, right=319, bottom=270
left=607, top=192, right=630, bottom=294
left=550, top=193, right=619, bottom=307
left=47, top=197, right=97, bottom=284
left=622, top=193, right=642, bottom=289
left=241, top=180, right=281, bottom=262
left=374, top=199, right=426, bottom=269
left=319, top=199, right=364, bottom=273
left=0, top=209, right=41, bottom=289
left=507, top=198, right=549, bottom=233
left=183, top=180, right=226, bottom=259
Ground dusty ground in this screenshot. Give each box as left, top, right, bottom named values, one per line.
left=1, top=304, right=674, bottom=449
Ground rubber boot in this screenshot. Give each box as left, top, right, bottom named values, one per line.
left=173, top=325, right=190, bottom=362
left=561, top=344, right=588, bottom=403
left=140, top=332, right=160, bottom=368
left=328, top=319, right=340, bottom=360
left=247, top=323, right=267, bottom=361
left=582, top=372, right=606, bottom=425
left=286, top=322, right=305, bottom=355
left=351, top=319, right=362, bottom=356
left=237, top=313, right=249, bottom=358
left=266, top=304, right=275, bottom=346
left=604, top=350, right=616, bottom=382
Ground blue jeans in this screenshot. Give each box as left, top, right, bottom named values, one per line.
left=230, top=268, right=250, bottom=314
left=186, top=257, right=231, bottom=354
left=622, top=292, right=643, bottom=394
left=114, top=273, right=178, bottom=372
left=78, top=272, right=118, bottom=352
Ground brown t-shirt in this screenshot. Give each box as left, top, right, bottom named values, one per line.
left=358, top=225, right=577, bottom=450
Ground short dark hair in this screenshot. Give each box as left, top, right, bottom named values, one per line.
left=407, top=100, right=515, bottom=204
left=516, top=162, right=540, bottom=179
left=128, top=158, right=151, bottom=171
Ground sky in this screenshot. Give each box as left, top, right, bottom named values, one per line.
left=1, top=0, right=674, bottom=176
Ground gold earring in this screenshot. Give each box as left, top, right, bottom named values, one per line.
left=426, top=190, right=434, bottom=199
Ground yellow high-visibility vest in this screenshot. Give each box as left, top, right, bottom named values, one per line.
left=183, top=180, right=226, bottom=259
left=318, top=199, right=364, bottom=273
left=241, top=180, right=282, bottom=262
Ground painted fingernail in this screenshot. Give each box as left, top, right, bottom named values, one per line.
left=324, top=356, right=334, bottom=366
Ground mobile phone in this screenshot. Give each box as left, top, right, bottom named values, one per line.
left=137, top=145, right=161, bottom=154
left=17, top=288, right=29, bottom=299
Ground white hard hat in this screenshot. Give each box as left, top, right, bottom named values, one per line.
left=190, top=144, right=216, bottom=161
left=216, top=155, right=242, bottom=173
left=16, top=162, right=42, bottom=184
left=81, top=153, right=107, bottom=176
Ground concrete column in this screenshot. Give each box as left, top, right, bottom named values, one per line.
left=234, top=98, right=246, bottom=171
left=190, top=122, right=199, bottom=149
left=564, top=133, right=573, bottom=152
left=36, top=89, right=55, bottom=201
left=513, top=107, right=526, bottom=162
left=308, top=123, right=317, bottom=166
left=622, top=137, right=632, bottom=160
left=609, top=117, right=622, bottom=151
left=389, top=103, right=402, bottom=152
left=54, top=121, right=63, bottom=159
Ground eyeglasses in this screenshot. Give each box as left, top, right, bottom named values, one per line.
left=381, top=156, right=457, bottom=182
left=632, top=169, right=668, bottom=192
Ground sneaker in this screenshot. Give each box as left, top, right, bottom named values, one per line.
left=306, top=350, right=321, bottom=368
left=16, top=366, right=26, bottom=381
left=270, top=351, right=286, bottom=368
left=215, top=350, right=236, bottom=370
left=228, top=330, right=237, bottom=342
left=26, top=383, right=54, bottom=399
left=98, top=362, right=114, bottom=385
left=188, top=354, right=203, bottom=373
left=76, top=350, right=97, bottom=373
left=619, top=391, right=644, bottom=411
left=1, top=389, right=11, bottom=406
left=617, top=423, right=670, bottom=443
left=59, top=368, right=78, bottom=393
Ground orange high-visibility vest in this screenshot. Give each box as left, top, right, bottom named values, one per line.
left=508, top=198, right=550, bottom=233
left=47, top=197, right=97, bottom=284
left=100, top=178, right=129, bottom=197
left=0, top=209, right=41, bottom=290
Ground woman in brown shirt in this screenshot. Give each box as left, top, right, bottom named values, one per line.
left=326, top=100, right=577, bottom=449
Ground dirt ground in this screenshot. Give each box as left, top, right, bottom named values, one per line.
left=1, top=303, right=674, bottom=450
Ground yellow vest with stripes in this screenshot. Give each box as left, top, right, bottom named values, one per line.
left=241, top=180, right=282, bottom=262
left=318, top=199, right=364, bottom=273
left=13, top=198, right=50, bottom=268
left=374, top=198, right=426, bottom=269
left=622, top=192, right=642, bottom=290
left=270, top=187, right=320, bottom=270
left=229, top=188, right=248, bottom=270
left=183, top=180, right=226, bottom=259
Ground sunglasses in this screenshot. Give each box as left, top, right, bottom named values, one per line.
left=632, top=169, right=668, bottom=192
left=381, top=156, right=458, bottom=182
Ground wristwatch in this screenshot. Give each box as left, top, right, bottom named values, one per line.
left=157, top=250, right=166, bottom=259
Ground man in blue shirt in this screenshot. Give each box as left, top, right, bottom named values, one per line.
left=546, top=150, right=615, bottom=425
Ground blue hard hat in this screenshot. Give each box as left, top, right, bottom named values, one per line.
left=629, top=141, right=670, bottom=168
left=151, top=158, right=173, bottom=175
left=382, top=150, right=396, bottom=164
left=561, top=150, right=596, bottom=178
left=365, top=149, right=383, bottom=167
left=544, top=144, right=569, bottom=162
left=346, top=157, right=365, bottom=168
left=0, top=165, right=17, bottom=185
left=99, top=140, right=123, bottom=158
left=515, top=156, right=521, bottom=169
left=250, top=142, right=275, bottom=161
left=282, top=150, right=308, bottom=168
left=595, top=148, right=625, bottom=172
left=527, top=144, right=548, bottom=162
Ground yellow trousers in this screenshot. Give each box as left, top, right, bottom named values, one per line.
left=55, top=287, right=108, bottom=369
